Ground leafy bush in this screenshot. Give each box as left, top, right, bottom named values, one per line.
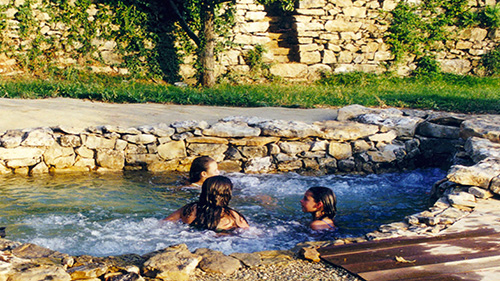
left=244, top=44, right=267, bottom=71
left=481, top=45, right=500, bottom=76
left=413, top=56, right=441, bottom=77
left=477, top=4, right=500, bottom=28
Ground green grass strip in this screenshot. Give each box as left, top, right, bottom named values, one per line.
left=0, top=72, right=498, bottom=114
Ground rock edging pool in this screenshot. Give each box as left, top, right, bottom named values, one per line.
left=0, top=104, right=499, bottom=280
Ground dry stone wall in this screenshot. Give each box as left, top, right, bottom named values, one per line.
left=1, top=0, right=499, bottom=80
left=0, top=105, right=468, bottom=176
left=188, top=0, right=500, bottom=80
left=0, top=104, right=498, bottom=185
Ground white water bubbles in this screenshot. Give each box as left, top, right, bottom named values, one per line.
left=0, top=168, right=446, bottom=256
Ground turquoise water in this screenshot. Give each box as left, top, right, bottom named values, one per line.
left=0, top=168, right=446, bottom=256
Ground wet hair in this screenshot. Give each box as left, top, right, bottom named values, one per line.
left=307, top=186, right=337, bottom=220
left=189, top=156, right=216, bottom=183
left=183, top=175, right=247, bottom=230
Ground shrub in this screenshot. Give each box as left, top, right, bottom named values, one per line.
left=413, top=56, right=441, bottom=77
left=477, top=4, right=500, bottom=28
left=244, top=44, right=267, bottom=71
left=481, top=45, right=500, bottom=76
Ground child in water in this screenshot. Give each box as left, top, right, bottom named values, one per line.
left=300, top=186, right=337, bottom=230
left=164, top=175, right=249, bottom=231
left=186, top=156, right=220, bottom=189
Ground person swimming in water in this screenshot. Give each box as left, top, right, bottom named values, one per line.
left=185, top=156, right=220, bottom=189
left=164, top=175, right=249, bottom=231
left=300, top=186, right=337, bottom=230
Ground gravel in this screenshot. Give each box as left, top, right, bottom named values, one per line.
left=192, top=259, right=363, bottom=281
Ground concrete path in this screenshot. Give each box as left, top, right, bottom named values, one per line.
left=0, top=98, right=338, bottom=131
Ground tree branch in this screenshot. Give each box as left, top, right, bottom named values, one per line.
left=166, top=0, right=201, bottom=47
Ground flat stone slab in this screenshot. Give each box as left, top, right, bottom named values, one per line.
left=461, top=115, right=500, bottom=143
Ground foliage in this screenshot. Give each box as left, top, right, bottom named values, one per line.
left=386, top=0, right=500, bottom=76
left=386, top=0, right=470, bottom=65
left=481, top=44, right=500, bottom=76
left=0, top=0, right=178, bottom=81
left=412, top=55, right=441, bottom=77
left=477, top=4, right=500, bottom=28
left=257, top=0, right=296, bottom=11
left=244, top=44, right=268, bottom=71
left=317, top=71, right=379, bottom=87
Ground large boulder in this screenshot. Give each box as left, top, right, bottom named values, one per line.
left=0, top=130, right=25, bottom=148
left=464, top=137, right=500, bottom=163
left=44, top=144, right=76, bottom=169
left=21, top=128, right=56, bottom=147
left=328, top=142, right=352, bottom=160
left=96, top=149, right=125, bottom=170
left=257, top=120, right=321, bottom=138
left=416, top=121, right=461, bottom=139
left=315, top=120, right=379, bottom=141
left=337, top=104, right=377, bottom=121
left=203, top=121, right=260, bottom=137
left=447, top=157, right=500, bottom=190
left=461, top=115, right=500, bottom=143
left=142, top=244, right=201, bottom=281
left=170, top=120, right=209, bottom=134
left=157, top=141, right=186, bottom=160
left=244, top=156, right=273, bottom=173
left=356, top=114, right=423, bottom=137
left=122, top=134, right=157, bottom=145
left=194, top=248, right=241, bottom=275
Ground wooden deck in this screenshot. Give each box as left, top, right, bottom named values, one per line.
left=319, top=228, right=500, bottom=281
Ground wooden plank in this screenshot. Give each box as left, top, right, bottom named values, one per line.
left=324, top=233, right=500, bottom=273
left=359, top=255, right=500, bottom=281
left=399, top=266, right=500, bottom=281
left=319, top=228, right=500, bottom=281
left=319, top=228, right=497, bottom=257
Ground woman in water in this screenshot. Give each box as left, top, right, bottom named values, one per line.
left=164, top=175, right=249, bottom=231
left=185, top=156, right=220, bottom=189
left=300, top=186, right=337, bottom=230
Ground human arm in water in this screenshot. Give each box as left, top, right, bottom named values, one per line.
left=163, top=204, right=196, bottom=224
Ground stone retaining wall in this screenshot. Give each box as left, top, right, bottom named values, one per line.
left=0, top=105, right=499, bottom=280
left=0, top=105, right=471, bottom=176
left=1, top=0, right=499, bottom=80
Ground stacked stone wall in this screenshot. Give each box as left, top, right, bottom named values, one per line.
left=0, top=106, right=463, bottom=176
left=1, top=104, right=497, bottom=183
left=189, top=0, right=500, bottom=80
left=1, top=0, right=499, bottom=80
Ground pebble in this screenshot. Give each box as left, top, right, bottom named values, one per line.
left=192, top=259, right=363, bottom=281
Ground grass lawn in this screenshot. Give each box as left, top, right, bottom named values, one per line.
left=1, top=72, right=499, bottom=114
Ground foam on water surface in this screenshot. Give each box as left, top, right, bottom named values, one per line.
left=0, top=168, right=446, bottom=256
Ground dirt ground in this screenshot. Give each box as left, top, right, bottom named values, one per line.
left=0, top=98, right=338, bottom=131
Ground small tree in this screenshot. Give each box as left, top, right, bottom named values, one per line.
left=168, top=0, right=295, bottom=87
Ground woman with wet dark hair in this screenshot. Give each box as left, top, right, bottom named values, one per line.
left=164, top=175, right=249, bottom=231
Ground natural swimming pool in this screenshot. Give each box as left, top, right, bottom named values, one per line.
left=0, top=168, right=446, bottom=256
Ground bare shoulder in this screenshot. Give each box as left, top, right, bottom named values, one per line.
left=310, top=219, right=335, bottom=230
left=230, top=210, right=249, bottom=228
